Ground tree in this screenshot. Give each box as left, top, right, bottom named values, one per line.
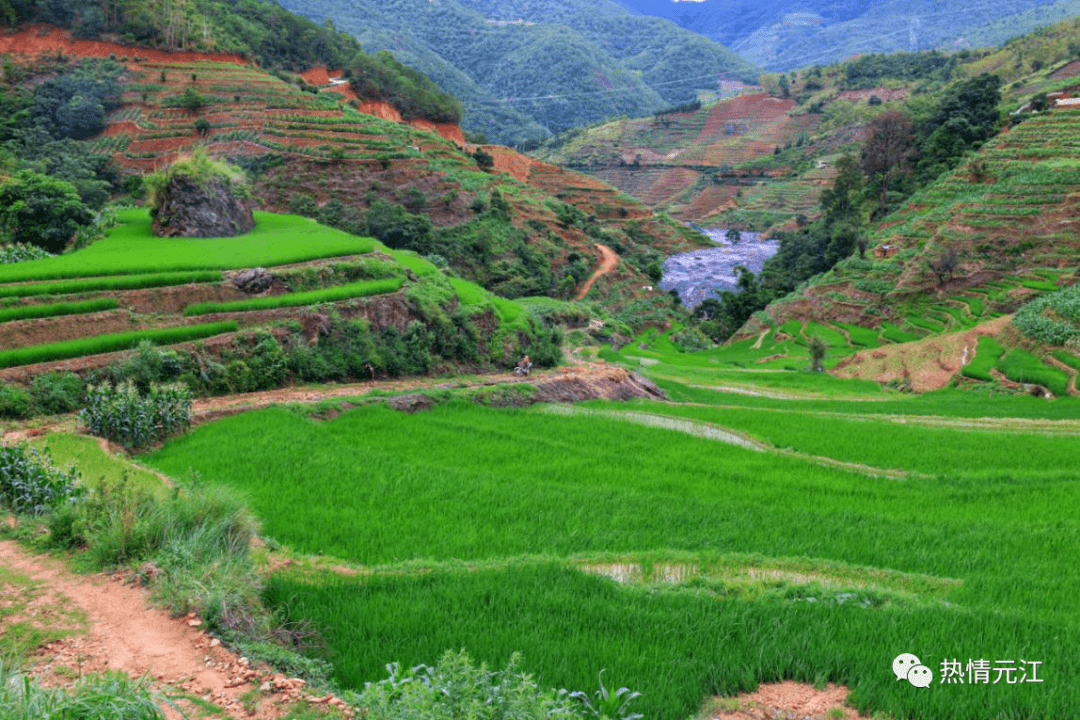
left=365, top=199, right=433, bottom=252
left=928, top=245, right=960, bottom=286
left=916, top=74, right=1001, bottom=180
left=177, top=87, right=206, bottom=112
left=725, top=228, right=741, bottom=245
left=0, top=171, right=93, bottom=253
left=473, top=147, right=494, bottom=171
left=861, top=110, right=914, bottom=218
left=808, top=336, right=826, bottom=372
left=819, top=155, right=864, bottom=225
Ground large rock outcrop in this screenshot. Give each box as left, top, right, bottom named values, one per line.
left=152, top=173, right=255, bottom=237
left=150, top=152, right=254, bottom=238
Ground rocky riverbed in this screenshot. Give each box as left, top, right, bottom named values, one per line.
left=659, top=227, right=779, bottom=309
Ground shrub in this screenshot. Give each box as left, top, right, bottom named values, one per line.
left=79, top=381, right=193, bottom=449
left=110, top=340, right=185, bottom=392
left=0, top=382, right=32, bottom=420
left=0, top=443, right=84, bottom=516
left=0, top=243, right=54, bottom=264
left=0, top=171, right=94, bottom=253
left=30, top=371, right=84, bottom=415
left=244, top=333, right=288, bottom=390
left=352, top=650, right=587, bottom=720
left=673, top=327, right=710, bottom=353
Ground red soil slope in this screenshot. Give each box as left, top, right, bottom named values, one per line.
left=0, top=23, right=246, bottom=65
left=4, top=30, right=465, bottom=147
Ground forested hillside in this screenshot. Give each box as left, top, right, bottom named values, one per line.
left=613, top=0, right=1080, bottom=70
left=3, top=0, right=359, bottom=70
left=276, top=0, right=759, bottom=146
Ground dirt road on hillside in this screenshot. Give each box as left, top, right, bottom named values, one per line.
left=574, top=244, right=619, bottom=300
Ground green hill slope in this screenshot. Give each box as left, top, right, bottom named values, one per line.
left=276, top=0, right=759, bottom=146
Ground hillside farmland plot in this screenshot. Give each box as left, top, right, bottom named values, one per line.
left=146, top=381, right=1080, bottom=720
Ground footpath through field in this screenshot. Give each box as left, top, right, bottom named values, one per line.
left=0, top=539, right=347, bottom=719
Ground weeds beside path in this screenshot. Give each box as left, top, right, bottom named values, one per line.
left=0, top=539, right=314, bottom=720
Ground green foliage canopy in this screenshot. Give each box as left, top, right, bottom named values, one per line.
left=0, top=170, right=94, bottom=253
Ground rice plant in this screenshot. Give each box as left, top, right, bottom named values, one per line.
left=0, top=271, right=223, bottom=300
left=0, top=298, right=118, bottom=324
left=996, top=349, right=1070, bottom=395
left=182, top=278, right=403, bottom=316
left=0, top=322, right=237, bottom=369
left=961, top=336, right=1004, bottom=382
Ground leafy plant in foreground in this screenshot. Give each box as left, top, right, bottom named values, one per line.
left=0, top=442, right=84, bottom=516
left=570, top=670, right=643, bottom=720
left=353, top=650, right=586, bottom=720
left=0, top=659, right=165, bottom=720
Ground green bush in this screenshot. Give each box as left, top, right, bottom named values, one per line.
left=0, top=383, right=32, bottom=419
left=0, top=170, right=94, bottom=253
left=352, top=650, right=588, bottom=720
left=0, top=443, right=84, bottom=516
left=108, top=340, right=185, bottom=392
left=0, top=243, right=54, bottom=264
left=30, top=371, right=85, bottom=415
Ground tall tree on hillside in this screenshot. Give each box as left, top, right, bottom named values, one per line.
left=861, top=110, right=915, bottom=218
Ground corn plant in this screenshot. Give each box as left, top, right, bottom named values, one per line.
left=80, top=382, right=193, bottom=449
left=0, top=443, right=84, bottom=515
left=569, top=671, right=643, bottom=720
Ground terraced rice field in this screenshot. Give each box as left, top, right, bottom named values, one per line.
left=0, top=210, right=415, bottom=373
left=145, top=362, right=1080, bottom=720
left=102, top=59, right=462, bottom=170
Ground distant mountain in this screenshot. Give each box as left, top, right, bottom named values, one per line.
left=610, top=0, right=1080, bottom=69
left=279, top=0, right=759, bottom=145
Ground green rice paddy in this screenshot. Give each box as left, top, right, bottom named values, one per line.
left=146, top=376, right=1080, bottom=720
left=0, top=210, right=374, bottom=283
left=182, top=278, right=404, bottom=315
left=0, top=322, right=237, bottom=369
left=0, top=298, right=117, bottom=323
left=0, top=271, right=224, bottom=299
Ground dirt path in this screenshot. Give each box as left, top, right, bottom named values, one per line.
left=574, top=244, right=619, bottom=300
left=0, top=540, right=343, bottom=719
